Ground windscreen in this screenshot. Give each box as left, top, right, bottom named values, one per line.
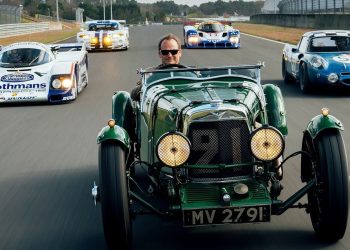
left=143, top=66, right=260, bottom=85
left=198, top=23, right=224, bottom=33
left=88, top=22, right=118, bottom=31
left=309, top=36, right=350, bottom=52
left=0, top=48, right=51, bottom=68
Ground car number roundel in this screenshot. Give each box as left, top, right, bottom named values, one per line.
left=333, top=54, right=350, bottom=63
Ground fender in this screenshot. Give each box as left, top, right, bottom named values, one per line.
left=301, top=113, right=344, bottom=182
left=112, top=91, right=136, bottom=141
left=263, top=84, right=288, bottom=136
left=97, top=124, right=130, bottom=150
left=305, top=114, right=344, bottom=140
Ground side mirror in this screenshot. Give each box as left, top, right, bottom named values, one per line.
left=291, top=48, right=298, bottom=53
left=51, top=45, right=60, bottom=52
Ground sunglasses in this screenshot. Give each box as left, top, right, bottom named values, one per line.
left=160, top=49, right=179, bottom=55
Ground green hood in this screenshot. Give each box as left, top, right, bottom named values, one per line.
left=142, top=80, right=262, bottom=142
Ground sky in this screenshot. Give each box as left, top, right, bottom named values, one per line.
left=136, top=0, right=259, bottom=7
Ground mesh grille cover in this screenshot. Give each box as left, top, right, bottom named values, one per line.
left=187, top=119, right=253, bottom=180
left=188, top=119, right=251, bottom=165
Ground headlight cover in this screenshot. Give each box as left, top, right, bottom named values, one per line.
left=51, top=75, right=73, bottom=89
left=229, top=36, right=239, bottom=43
left=188, top=36, right=199, bottom=44
left=156, top=132, right=191, bottom=167
left=103, top=36, right=112, bottom=45
left=328, top=73, right=339, bottom=83
left=52, top=79, right=62, bottom=89
left=310, top=55, right=328, bottom=68
left=90, top=37, right=98, bottom=44
left=250, top=126, right=285, bottom=161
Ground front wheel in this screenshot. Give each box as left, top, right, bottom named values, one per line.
left=282, top=57, right=294, bottom=83
left=306, top=130, right=348, bottom=241
left=99, top=141, right=132, bottom=249
left=300, top=63, right=312, bottom=94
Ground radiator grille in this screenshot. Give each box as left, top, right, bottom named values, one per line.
left=188, top=119, right=252, bottom=165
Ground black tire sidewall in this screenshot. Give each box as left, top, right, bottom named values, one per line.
left=99, top=142, right=132, bottom=249
left=300, top=63, right=311, bottom=93
left=309, top=130, right=349, bottom=241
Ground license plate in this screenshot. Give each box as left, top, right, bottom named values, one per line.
left=183, top=205, right=270, bottom=226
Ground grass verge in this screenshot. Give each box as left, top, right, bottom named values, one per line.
left=235, top=23, right=312, bottom=45
left=0, top=26, right=80, bottom=46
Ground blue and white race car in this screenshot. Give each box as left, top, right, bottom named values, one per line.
left=0, top=42, right=88, bottom=103
left=77, top=20, right=129, bottom=51
left=183, top=21, right=240, bottom=49
left=282, top=30, right=350, bottom=93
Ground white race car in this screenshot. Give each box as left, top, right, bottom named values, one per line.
left=183, top=20, right=240, bottom=49
left=0, top=42, right=88, bottom=103
left=77, top=20, right=129, bottom=51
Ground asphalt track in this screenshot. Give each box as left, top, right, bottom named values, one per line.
left=1, top=25, right=349, bottom=250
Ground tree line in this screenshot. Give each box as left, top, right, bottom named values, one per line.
left=22, top=0, right=264, bottom=23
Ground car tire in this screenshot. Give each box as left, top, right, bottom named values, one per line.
left=300, top=63, right=312, bottom=94
left=99, top=141, right=132, bottom=250
left=282, top=57, right=294, bottom=84
left=306, top=130, right=348, bottom=241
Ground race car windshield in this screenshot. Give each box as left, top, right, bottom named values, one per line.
left=89, top=23, right=118, bottom=31
left=0, top=48, right=50, bottom=68
left=198, top=23, right=224, bottom=33
left=309, top=36, right=350, bottom=52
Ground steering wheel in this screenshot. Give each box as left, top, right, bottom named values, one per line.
left=157, top=64, right=188, bottom=69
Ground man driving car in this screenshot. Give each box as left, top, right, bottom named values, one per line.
left=130, top=33, right=182, bottom=101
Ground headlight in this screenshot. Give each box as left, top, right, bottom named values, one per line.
left=103, top=36, right=112, bottom=45
left=62, top=78, right=73, bottom=88
left=52, top=79, right=61, bottom=89
left=310, top=56, right=327, bottom=68
left=250, top=126, right=284, bottom=161
left=229, top=36, right=239, bottom=43
left=328, top=73, right=338, bottom=83
left=90, top=37, right=98, bottom=44
left=51, top=77, right=72, bottom=89
left=188, top=36, right=199, bottom=44
left=156, top=132, right=191, bottom=167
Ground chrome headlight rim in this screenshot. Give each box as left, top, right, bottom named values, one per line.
left=249, top=125, right=285, bottom=162
left=328, top=73, right=339, bottom=83
left=156, top=131, right=191, bottom=168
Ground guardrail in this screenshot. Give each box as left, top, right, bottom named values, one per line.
left=0, top=22, right=62, bottom=39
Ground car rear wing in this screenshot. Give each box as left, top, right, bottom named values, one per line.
left=50, top=43, right=85, bottom=52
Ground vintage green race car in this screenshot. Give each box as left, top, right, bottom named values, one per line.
left=92, top=63, right=348, bottom=249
